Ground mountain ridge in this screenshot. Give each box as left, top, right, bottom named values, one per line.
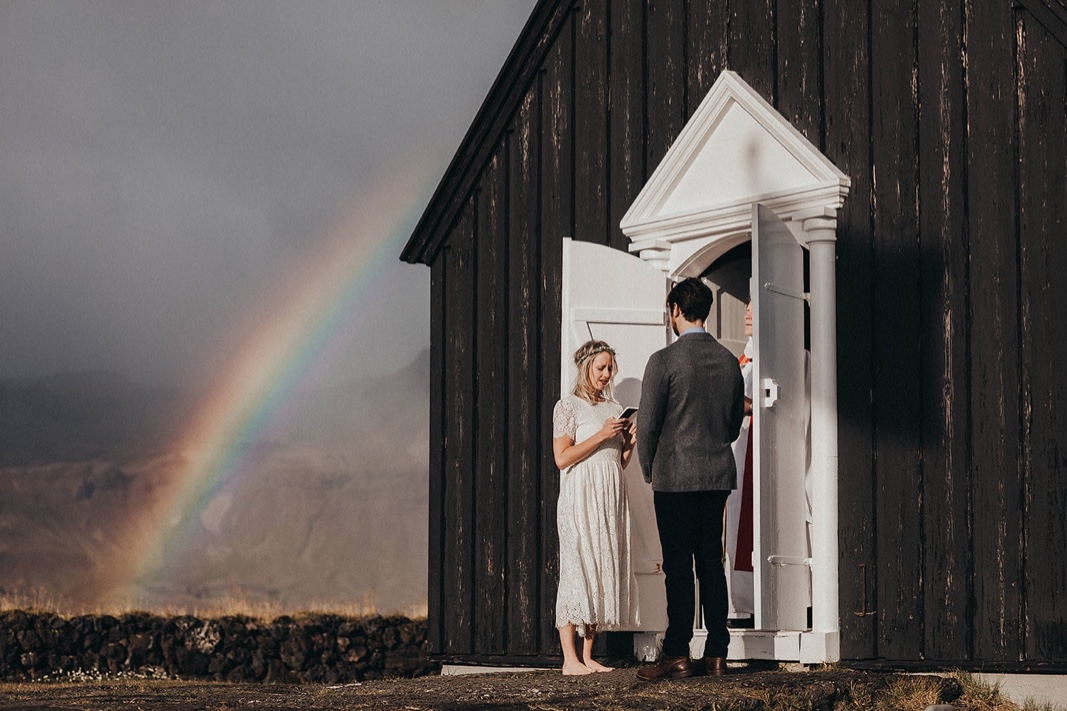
left=0, top=349, right=431, bottom=613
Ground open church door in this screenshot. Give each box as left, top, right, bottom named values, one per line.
left=751, top=204, right=811, bottom=634
left=560, top=238, right=669, bottom=633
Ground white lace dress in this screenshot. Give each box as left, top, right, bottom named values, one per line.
left=552, top=395, right=639, bottom=636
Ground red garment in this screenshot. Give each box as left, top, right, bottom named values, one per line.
left=734, top=424, right=755, bottom=572
left=734, top=350, right=755, bottom=573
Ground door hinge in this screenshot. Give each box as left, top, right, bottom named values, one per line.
left=764, top=282, right=809, bottom=302
left=853, top=563, right=876, bottom=617
left=767, top=555, right=812, bottom=567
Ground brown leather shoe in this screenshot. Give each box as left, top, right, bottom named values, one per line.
left=703, top=656, right=728, bottom=676
left=636, top=655, right=697, bottom=682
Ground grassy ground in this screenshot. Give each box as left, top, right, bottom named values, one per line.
left=0, top=589, right=426, bottom=621
left=0, top=665, right=1058, bottom=710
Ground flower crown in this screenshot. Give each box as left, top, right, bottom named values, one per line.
left=574, top=341, right=616, bottom=367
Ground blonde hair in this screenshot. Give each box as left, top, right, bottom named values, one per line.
left=572, top=340, right=618, bottom=404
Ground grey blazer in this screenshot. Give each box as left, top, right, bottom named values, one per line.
left=637, top=331, right=745, bottom=492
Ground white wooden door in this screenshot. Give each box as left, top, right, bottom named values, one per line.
left=751, top=204, right=811, bottom=631
left=561, top=238, right=669, bottom=630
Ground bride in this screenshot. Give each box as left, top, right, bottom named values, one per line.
left=551, top=339, right=640, bottom=675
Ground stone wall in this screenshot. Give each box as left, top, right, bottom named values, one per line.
left=0, top=610, right=438, bottom=683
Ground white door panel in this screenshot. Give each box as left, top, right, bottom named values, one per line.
left=752, top=204, right=811, bottom=631
left=561, top=238, right=669, bottom=630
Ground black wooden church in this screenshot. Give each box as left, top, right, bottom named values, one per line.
left=400, top=0, right=1066, bottom=668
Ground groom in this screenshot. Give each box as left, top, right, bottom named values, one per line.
left=636, top=277, right=745, bottom=681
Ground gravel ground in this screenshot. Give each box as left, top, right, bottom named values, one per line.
left=0, top=665, right=978, bottom=710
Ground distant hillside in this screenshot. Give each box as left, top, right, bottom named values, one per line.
left=0, top=372, right=187, bottom=465
left=0, top=350, right=430, bottom=613
left=280, top=347, right=430, bottom=460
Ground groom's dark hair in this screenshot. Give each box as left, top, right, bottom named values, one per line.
left=667, top=277, right=713, bottom=322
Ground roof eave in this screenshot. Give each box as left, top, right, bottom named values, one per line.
left=400, top=0, right=573, bottom=265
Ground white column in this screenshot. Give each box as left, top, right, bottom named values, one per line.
left=800, top=215, right=840, bottom=663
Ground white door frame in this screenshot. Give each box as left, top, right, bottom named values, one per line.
left=620, top=71, right=849, bottom=663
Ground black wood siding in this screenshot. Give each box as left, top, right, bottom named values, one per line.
left=410, top=0, right=1067, bottom=664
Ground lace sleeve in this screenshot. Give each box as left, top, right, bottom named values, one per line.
left=552, top=398, right=578, bottom=440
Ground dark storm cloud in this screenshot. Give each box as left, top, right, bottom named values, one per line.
left=0, top=0, right=534, bottom=386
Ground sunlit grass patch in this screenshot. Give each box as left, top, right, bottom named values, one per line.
left=0, top=587, right=427, bottom=621
left=1020, top=700, right=1065, bottom=711
left=879, top=675, right=951, bottom=709
left=24, top=667, right=175, bottom=685
left=949, top=669, right=1014, bottom=709
left=0, top=588, right=72, bottom=615
left=950, top=670, right=1066, bottom=711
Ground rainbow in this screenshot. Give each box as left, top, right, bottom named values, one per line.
left=105, top=153, right=440, bottom=603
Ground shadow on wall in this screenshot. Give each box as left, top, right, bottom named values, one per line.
left=616, top=377, right=642, bottom=411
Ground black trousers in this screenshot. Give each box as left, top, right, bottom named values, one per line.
left=653, top=490, right=731, bottom=658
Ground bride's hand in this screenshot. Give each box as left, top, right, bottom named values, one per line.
left=598, top=417, right=626, bottom=442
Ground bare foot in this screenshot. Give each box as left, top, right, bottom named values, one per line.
left=562, top=660, right=594, bottom=675
left=584, top=660, right=614, bottom=673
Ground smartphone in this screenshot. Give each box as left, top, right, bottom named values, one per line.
left=619, top=406, right=638, bottom=421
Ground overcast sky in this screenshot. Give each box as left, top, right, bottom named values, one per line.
left=0, top=0, right=536, bottom=389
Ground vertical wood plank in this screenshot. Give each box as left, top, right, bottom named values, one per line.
left=823, top=0, right=877, bottom=659
left=539, top=22, right=573, bottom=656
left=574, top=0, right=610, bottom=246
left=426, top=257, right=447, bottom=654
left=686, top=0, right=729, bottom=105
left=917, top=0, right=972, bottom=662
left=728, top=0, right=775, bottom=101
left=646, top=0, right=686, bottom=171
left=870, top=0, right=923, bottom=661
left=1017, top=14, right=1067, bottom=662
left=608, top=0, right=646, bottom=252
left=442, top=204, right=477, bottom=655
left=776, top=0, right=822, bottom=144
left=965, top=0, right=1024, bottom=663
left=474, top=153, right=509, bottom=654
left=507, top=85, right=542, bottom=656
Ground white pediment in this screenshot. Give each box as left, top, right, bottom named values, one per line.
left=621, top=71, right=850, bottom=250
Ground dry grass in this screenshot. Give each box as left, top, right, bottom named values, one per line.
left=951, top=670, right=1017, bottom=710
left=0, top=587, right=427, bottom=621
left=812, top=666, right=1042, bottom=711
left=1020, top=700, right=1065, bottom=711
left=879, top=675, right=954, bottom=709
left=952, top=670, right=1066, bottom=711
left=848, top=669, right=1065, bottom=711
